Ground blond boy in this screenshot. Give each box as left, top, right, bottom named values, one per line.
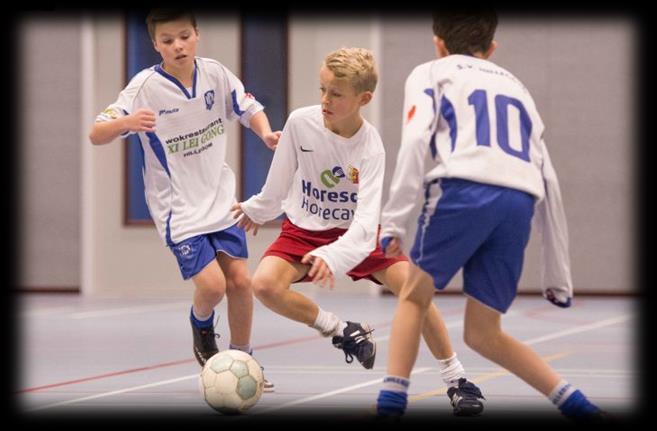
left=232, top=48, right=484, bottom=414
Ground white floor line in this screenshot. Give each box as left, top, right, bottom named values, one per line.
left=20, top=306, right=80, bottom=318
left=69, top=301, right=190, bottom=319
left=372, top=310, right=519, bottom=343
left=522, top=314, right=632, bottom=346
left=254, top=367, right=433, bottom=415
left=258, top=312, right=632, bottom=413
left=247, top=364, right=632, bottom=374
left=372, top=316, right=464, bottom=343
left=26, top=374, right=198, bottom=412
left=27, top=312, right=632, bottom=412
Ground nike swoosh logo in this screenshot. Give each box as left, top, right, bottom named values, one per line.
left=300, top=147, right=313, bottom=152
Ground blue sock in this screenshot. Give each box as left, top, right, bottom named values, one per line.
left=190, top=306, right=214, bottom=329
left=376, top=390, right=408, bottom=416
left=558, top=390, right=600, bottom=418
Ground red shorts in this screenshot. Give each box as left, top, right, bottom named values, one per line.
left=263, top=219, right=408, bottom=284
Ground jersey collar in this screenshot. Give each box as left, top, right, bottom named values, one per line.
left=155, top=59, right=198, bottom=99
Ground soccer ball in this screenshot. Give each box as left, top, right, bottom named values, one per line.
left=198, top=349, right=265, bottom=414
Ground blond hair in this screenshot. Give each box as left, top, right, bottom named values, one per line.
left=323, top=47, right=378, bottom=94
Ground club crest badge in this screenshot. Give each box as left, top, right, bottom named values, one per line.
left=204, top=90, right=215, bottom=111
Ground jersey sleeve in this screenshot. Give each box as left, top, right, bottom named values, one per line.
left=380, top=65, right=435, bottom=243
left=308, top=148, right=385, bottom=278
left=221, top=65, right=264, bottom=128
left=533, top=137, right=573, bottom=305
left=94, top=70, right=148, bottom=138
left=240, top=117, right=297, bottom=224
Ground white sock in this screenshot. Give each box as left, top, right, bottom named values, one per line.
left=229, top=343, right=252, bottom=354
left=311, top=308, right=346, bottom=337
left=382, top=375, right=410, bottom=393
left=548, top=379, right=576, bottom=407
left=437, top=353, right=466, bottom=387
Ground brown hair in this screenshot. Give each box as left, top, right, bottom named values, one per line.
left=145, top=9, right=197, bottom=41
left=432, top=10, right=498, bottom=56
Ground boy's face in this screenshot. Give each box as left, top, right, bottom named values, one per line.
left=319, top=65, right=372, bottom=127
left=152, top=18, right=199, bottom=72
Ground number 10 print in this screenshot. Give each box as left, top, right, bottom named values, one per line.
left=467, top=89, right=533, bottom=162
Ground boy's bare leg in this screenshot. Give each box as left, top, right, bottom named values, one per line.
left=189, top=259, right=227, bottom=366
left=191, top=259, right=226, bottom=318
left=253, top=255, right=377, bottom=369
left=385, top=264, right=436, bottom=378
left=377, top=264, right=486, bottom=416
left=463, top=297, right=561, bottom=396
left=374, top=261, right=455, bottom=361
left=251, top=255, right=318, bottom=324
left=375, top=264, right=434, bottom=416
left=217, top=254, right=252, bottom=348
left=218, top=253, right=276, bottom=391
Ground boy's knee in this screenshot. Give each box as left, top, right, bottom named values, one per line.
left=252, top=276, right=283, bottom=302
left=463, top=328, right=483, bottom=351
left=399, top=282, right=434, bottom=309
left=195, top=281, right=225, bottom=303
left=463, top=322, right=498, bottom=352
left=226, top=274, right=251, bottom=293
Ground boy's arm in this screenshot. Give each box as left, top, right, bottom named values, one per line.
left=89, top=70, right=151, bottom=145
left=306, top=151, right=385, bottom=277
left=235, top=119, right=297, bottom=226
left=222, top=65, right=280, bottom=150
left=89, top=108, right=156, bottom=145
left=534, top=138, right=573, bottom=307
left=249, top=111, right=282, bottom=150
left=380, top=66, right=434, bottom=249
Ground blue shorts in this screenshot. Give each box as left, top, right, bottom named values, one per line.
left=410, top=178, right=535, bottom=313
left=169, top=224, right=248, bottom=280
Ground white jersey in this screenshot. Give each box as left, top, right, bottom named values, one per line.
left=381, top=55, right=572, bottom=301
left=95, top=57, right=263, bottom=245
left=241, top=105, right=386, bottom=277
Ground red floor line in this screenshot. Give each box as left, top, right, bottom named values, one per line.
left=16, top=358, right=193, bottom=394
left=17, top=319, right=393, bottom=394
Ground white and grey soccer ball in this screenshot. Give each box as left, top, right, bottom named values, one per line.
left=198, top=349, right=265, bottom=414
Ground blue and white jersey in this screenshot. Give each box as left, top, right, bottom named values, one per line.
left=381, top=55, right=572, bottom=302
left=96, top=57, right=263, bottom=245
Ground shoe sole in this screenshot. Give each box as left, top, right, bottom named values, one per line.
left=360, top=323, right=376, bottom=369
left=453, top=403, right=484, bottom=416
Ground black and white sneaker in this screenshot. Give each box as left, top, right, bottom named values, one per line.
left=190, top=316, right=219, bottom=367
left=332, top=321, right=376, bottom=369
left=447, top=378, right=485, bottom=416
left=260, top=366, right=275, bottom=392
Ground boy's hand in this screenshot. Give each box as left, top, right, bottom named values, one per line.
left=301, top=254, right=335, bottom=289
left=262, top=131, right=282, bottom=150
left=381, top=236, right=402, bottom=258
left=124, top=108, right=156, bottom=133
left=231, top=203, right=261, bottom=235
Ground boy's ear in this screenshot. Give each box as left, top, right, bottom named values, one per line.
left=360, top=91, right=373, bottom=106
left=433, top=36, right=449, bottom=58
left=484, top=40, right=497, bottom=59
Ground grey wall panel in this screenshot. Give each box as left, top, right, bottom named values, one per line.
left=19, top=18, right=81, bottom=289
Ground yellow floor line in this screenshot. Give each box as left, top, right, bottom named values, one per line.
left=409, top=351, right=570, bottom=402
